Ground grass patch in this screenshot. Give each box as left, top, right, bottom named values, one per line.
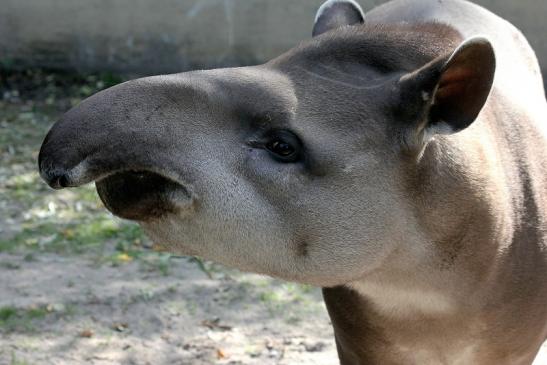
left=139, top=253, right=173, bottom=276
left=188, top=257, right=215, bottom=279
left=98, top=241, right=175, bottom=276
left=0, top=213, right=147, bottom=255
left=0, top=303, right=77, bottom=334
left=255, top=281, right=320, bottom=321
left=9, top=352, right=32, bottom=365
left=0, top=305, right=49, bottom=332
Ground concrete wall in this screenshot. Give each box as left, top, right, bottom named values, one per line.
left=0, top=0, right=545, bottom=75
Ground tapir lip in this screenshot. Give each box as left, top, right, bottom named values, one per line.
left=39, top=148, right=193, bottom=222
left=95, top=169, right=192, bottom=222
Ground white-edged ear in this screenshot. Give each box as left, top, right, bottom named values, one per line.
left=313, top=0, right=365, bottom=37
left=398, top=36, right=496, bottom=147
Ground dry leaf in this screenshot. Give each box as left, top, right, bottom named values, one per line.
left=201, top=318, right=232, bottom=331
left=216, top=348, right=227, bottom=359
left=79, top=329, right=94, bottom=338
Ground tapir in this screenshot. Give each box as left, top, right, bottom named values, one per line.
left=38, top=0, right=547, bottom=363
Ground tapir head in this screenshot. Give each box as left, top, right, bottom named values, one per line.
left=39, top=1, right=495, bottom=287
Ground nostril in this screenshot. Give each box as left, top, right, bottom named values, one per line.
left=41, top=168, right=70, bottom=190
left=54, top=174, right=69, bottom=189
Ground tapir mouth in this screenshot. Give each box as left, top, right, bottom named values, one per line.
left=39, top=146, right=193, bottom=222
left=95, top=170, right=191, bottom=222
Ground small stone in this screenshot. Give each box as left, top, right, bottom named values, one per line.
left=112, top=322, right=129, bottom=332
left=304, top=341, right=326, bottom=352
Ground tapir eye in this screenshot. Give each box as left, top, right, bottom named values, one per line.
left=264, top=130, right=302, bottom=163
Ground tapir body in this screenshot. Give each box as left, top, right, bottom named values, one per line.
left=39, top=0, right=547, bottom=364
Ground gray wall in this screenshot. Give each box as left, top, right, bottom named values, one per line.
left=0, top=0, right=545, bottom=75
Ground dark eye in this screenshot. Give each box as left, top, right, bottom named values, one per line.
left=264, top=130, right=302, bottom=163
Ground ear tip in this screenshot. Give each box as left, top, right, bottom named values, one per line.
left=461, top=35, right=495, bottom=54
left=446, top=35, right=496, bottom=70
left=471, top=36, right=497, bottom=71
left=464, top=35, right=492, bottom=44
left=315, top=0, right=365, bottom=23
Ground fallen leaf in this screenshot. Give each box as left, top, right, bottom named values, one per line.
left=62, top=229, right=75, bottom=239
left=152, top=242, right=168, bottom=252
left=201, top=318, right=232, bottom=331
left=216, top=348, right=227, bottom=359
left=116, top=253, right=133, bottom=262
left=79, top=329, right=94, bottom=338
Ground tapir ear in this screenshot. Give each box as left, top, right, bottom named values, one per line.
left=398, top=37, right=496, bottom=147
left=313, top=0, right=365, bottom=37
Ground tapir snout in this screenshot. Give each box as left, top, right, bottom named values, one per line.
left=39, top=68, right=298, bottom=222
left=39, top=76, right=187, bottom=187
left=39, top=75, right=199, bottom=220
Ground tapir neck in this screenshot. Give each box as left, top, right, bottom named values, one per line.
left=322, top=286, right=381, bottom=365
left=322, top=117, right=547, bottom=365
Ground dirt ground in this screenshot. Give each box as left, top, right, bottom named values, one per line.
left=0, top=253, right=336, bottom=365
left=0, top=70, right=337, bottom=365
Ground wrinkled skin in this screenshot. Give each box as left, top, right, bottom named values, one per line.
left=39, top=0, right=547, bottom=364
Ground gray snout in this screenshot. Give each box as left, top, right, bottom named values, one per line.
left=38, top=141, right=91, bottom=189
left=38, top=75, right=195, bottom=221
left=40, top=166, right=71, bottom=189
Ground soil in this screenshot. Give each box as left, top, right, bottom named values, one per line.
left=0, top=253, right=337, bottom=365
